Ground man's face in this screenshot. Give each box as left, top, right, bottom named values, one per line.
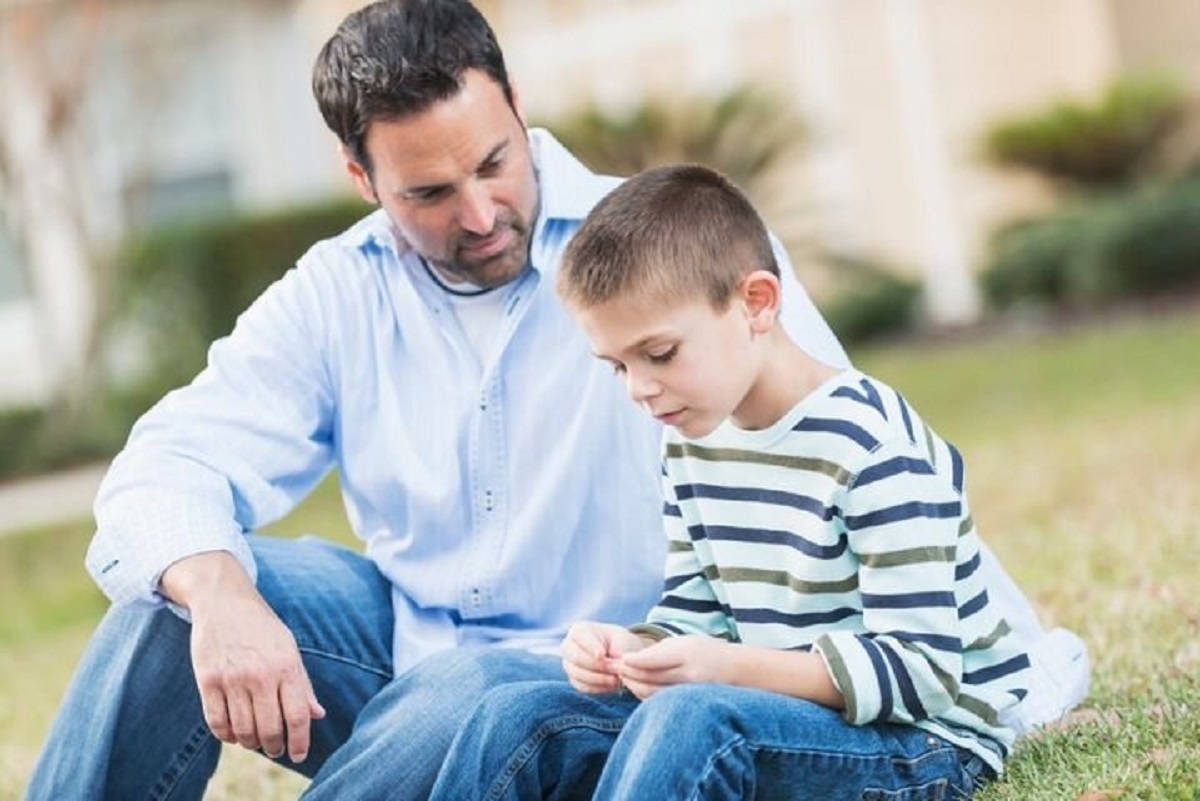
left=575, top=292, right=762, bottom=440
left=346, top=69, right=539, bottom=288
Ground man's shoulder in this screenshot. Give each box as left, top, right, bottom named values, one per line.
left=530, top=128, right=623, bottom=222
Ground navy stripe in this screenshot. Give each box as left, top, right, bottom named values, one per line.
left=656, top=622, right=688, bottom=636
left=958, top=588, right=989, bottom=620
left=881, top=645, right=927, bottom=720
left=861, top=378, right=887, bottom=419
left=858, top=636, right=895, bottom=720
left=955, top=550, right=981, bottom=581
left=845, top=500, right=961, bottom=530
left=883, top=631, right=962, bottom=652
left=734, top=606, right=859, bottom=628
left=830, top=378, right=887, bottom=418
left=658, top=595, right=726, bottom=616
left=949, top=443, right=964, bottom=493
left=663, top=502, right=682, bottom=518
left=896, top=392, right=916, bottom=443
left=855, top=456, right=935, bottom=488
left=792, top=417, right=880, bottom=451
left=963, top=653, right=1031, bottom=685
left=663, top=572, right=703, bottom=592
left=1011, top=688, right=1028, bottom=701
left=689, top=524, right=848, bottom=559
left=676, top=483, right=835, bottom=520
left=862, top=590, right=956, bottom=610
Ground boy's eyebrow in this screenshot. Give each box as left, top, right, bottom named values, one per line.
left=398, top=139, right=510, bottom=197
left=593, top=333, right=670, bottom=360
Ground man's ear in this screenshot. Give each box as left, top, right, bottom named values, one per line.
left=740, top=270, right=782, bottom=335
left=341, top=144, right=378, bottom=205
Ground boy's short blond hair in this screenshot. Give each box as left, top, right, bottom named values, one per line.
left=558, top=163, right=779, bottom=311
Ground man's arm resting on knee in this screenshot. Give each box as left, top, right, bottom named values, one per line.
left=161, top=551, right=326, bottom=763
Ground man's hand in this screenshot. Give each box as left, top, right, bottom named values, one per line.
left=615, top=635, right=737, bottom=700
left=562, top=621, right=650, bottom=694
left=161, top=552, right=325, bottom=763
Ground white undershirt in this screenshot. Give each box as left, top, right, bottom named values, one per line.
left=445, top=286, right=509, bottom=366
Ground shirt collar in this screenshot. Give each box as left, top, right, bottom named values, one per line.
left=342, top=127, right=614, bottom=257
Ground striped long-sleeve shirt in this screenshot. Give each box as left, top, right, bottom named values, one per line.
left=637, top=369, right=1030, bottom=774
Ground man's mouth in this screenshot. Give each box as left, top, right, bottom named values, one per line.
left=460, top=226, right=514, bottom=260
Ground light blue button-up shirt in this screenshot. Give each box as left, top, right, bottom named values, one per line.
left=86, top=129, right=850, bottom=672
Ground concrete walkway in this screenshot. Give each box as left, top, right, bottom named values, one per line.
left=0, top=462, right=108, bottom=535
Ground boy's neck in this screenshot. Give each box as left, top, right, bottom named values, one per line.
left=730, top=331, right=841, bottom=431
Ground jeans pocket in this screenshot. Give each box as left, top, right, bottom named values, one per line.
left=861, top=778, right=951, bottom=801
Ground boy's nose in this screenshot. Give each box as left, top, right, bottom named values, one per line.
left=626, top=370, right=661, bottom=404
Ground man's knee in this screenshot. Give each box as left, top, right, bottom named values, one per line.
left=402, top=647, right=565, bottom=694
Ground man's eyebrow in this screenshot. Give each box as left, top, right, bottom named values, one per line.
left=398, top=139, right=510, bottom=197
left=478, top=139, right=509, bottom=168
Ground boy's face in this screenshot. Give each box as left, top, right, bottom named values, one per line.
left=575, top=292, right=762, bottom=439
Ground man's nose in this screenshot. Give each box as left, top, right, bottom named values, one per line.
left=458, top=180, right=497, bottom=235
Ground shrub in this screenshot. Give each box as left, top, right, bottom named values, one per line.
left=983, top=72, right=1188, bottom=190
left=820, top=257, right=922, bottom=344
left=115, top=195, right=369, bottom=387
left=980, top=176, right=1200, bottom=309
left=980, top=212, right=1088, bottom=309
left=545, top=85, right=804, bottom=202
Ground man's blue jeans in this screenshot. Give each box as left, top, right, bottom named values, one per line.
left=25, top=534, right=565, bottom=800
left=429, top=681, right=996, bottom=801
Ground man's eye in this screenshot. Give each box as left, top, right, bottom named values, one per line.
left=410, top=187, right=449, bottom=202
left=610, top=362, right=627, bottom=376
left=479, top=158, right=503, bottom=177
left=648, top=346, right=677, bottom=364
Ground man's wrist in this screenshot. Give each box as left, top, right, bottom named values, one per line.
left=159, top=550, right=255, bottom=611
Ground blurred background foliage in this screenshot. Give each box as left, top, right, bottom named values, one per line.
left=5, top=72, right=1200, bottom=483
left=982, top=72, right=1191, bottom=191
left=980, top=71, right=1200, bottom=314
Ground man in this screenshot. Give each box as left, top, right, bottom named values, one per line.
left=27, top=1, right=1087, bottom=799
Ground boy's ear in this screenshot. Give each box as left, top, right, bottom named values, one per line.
left=740, top=270, right=781, bottom=335
left=342, top=144, right=379, bottom=205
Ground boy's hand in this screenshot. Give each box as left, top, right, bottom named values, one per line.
left=562, top=621, right=649, bottom=694
left=616, top=635, right=737, bottom=699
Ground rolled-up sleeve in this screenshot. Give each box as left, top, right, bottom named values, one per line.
left=86, top=254, right=339, bottom=607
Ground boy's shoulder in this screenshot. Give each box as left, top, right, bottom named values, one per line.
left=800, top=369, right=923, bottom=449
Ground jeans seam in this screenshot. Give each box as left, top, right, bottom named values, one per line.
left=147, top=722, right=213, bottom=801
left=297, top=644, right=392, bottom=680
left=485, top=714, right=626, bottom=801
left=687, top=739, right=963, bottom=800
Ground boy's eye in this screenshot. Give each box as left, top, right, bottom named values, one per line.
left=610, top=362, right=627, bottom=376
left=647, top=345, right=677, bottom=364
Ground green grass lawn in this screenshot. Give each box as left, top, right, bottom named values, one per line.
left=2, top=310, right=1199, bottom=799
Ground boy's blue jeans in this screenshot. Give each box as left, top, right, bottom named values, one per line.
left=25, top=534, right=565, bottom=800
left=430, top=680, right=995, bottom=801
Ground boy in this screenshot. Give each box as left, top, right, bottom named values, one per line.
left=428, top=164, right=1030, bottom=800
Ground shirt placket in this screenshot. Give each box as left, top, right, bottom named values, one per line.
left=457, top=270, right=537, bottom=619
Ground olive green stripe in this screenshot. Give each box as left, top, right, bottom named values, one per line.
left=664, top=442, right=854, bottom=486
left=816, top=637, right=860, bottom=722
left=900, top=639, right=960, bottom=697
left=859, top=546, right=956, bottom=569
left=966, top=619, right=1012, bottom=651
left=958, top=515, right=974, bottom=538
left=667, top=540, right=694, bottom=553
left=956, top=692, right=1001, bottom=727
left=708, top=565, right=859, bottom=594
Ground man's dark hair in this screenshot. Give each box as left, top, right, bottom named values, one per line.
left=313, top=0, right=513, bottom=173
left=559, top=164, right=780, bottom=311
